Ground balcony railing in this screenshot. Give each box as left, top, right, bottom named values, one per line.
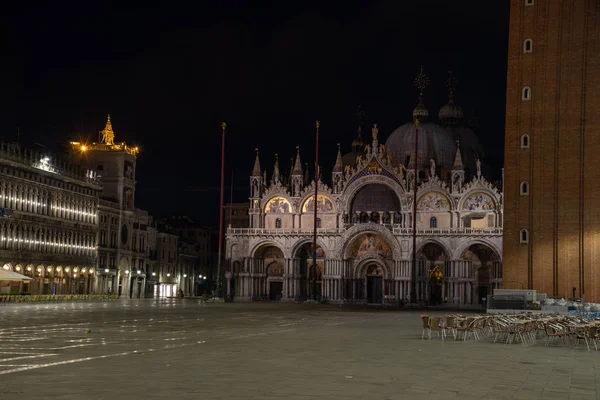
left=227, top=226, right=502, bottom=236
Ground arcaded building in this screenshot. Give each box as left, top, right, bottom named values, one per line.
left=0, top=142, right=101, bottom=294
left=503, top=0, right=600, bottom=300
left=226, top=80, right=504, bottom=306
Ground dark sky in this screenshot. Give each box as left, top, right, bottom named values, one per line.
left=0, top=1, right=509, bottom=228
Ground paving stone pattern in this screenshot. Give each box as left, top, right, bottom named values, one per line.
left=0, top=300, right=599, bottom=400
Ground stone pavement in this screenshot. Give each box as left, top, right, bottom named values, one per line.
left=0, top=300, right=599, bottom=400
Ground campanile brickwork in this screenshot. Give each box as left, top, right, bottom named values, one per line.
left=503, top=0, right=599, bottom=300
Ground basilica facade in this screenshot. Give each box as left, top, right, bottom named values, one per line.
left=226, top=82, right=504, bottom=307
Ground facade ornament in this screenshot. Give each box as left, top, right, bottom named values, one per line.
left=371, top=123, right=378, bottom=142
left=476, top=159, right=482, bottom=179
left=430, top=159, right=436, bottom=177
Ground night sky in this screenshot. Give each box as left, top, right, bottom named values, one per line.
left=1, top=1, right=509, bottom=228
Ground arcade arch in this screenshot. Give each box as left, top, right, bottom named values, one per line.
left=460, top=243, right=501, bottom=307
left=416, top=242, right=451, bottom=305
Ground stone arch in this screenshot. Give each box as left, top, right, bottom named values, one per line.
left=452, top=239, right=501, bottom=261
left=249, top=241, right=285, bottom=258
left=459, top=242, right=502, bottom=306
left=290, top=238, right=329, bottom=260
left=339, top=223, right=401, bottom=259
left=355, top=257, right=392, bottom=280
left=25, top=264, right=35, bottom=275
left=118, top=257, right=130, bottom=273
left=407, top=239, right=452, bottom=261
left=340, top=175, right=405, bottom=215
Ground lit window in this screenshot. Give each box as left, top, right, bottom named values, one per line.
left=521, top=134, right=530, bottom=148
left=520, top=181, right=529, bottom=195
left=429, top=217, right=437, bottom=229
left=523, top=39, right=533, bottom=53
left=522, top=87, right=531, bottom=100
left=275, top=218, right=282, bottom=229
left=520, top=229, right=529, bottom=244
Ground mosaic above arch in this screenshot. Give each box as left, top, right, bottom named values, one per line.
left=264, top=197, right=291, bottom=214
left=417, top=192, right=450, bottom=211
left=302, top=194, right=335, bottom=213
left=462, top=192, right=496, bottom=211
left=348, top=233, right=392, bottom=259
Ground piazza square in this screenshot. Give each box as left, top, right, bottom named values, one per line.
left=0, top=300, right=599, bottom=400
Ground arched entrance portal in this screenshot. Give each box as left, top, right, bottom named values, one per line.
left=365, top=264, right=384, bottom=304
left=254, top=245, right=284, bottom=301
left=294, top=243, right=325, bottom=300
left=418, top=242, right=449, bottom=306
left=461, top=244, right=501, bottom=307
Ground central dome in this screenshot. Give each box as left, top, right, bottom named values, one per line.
left=385, top=121, right=457, bottom=169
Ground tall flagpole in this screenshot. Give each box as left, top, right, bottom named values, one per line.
left=410, top=118, right=419, bottom=304
left=311, top=121, right=320, bottom=301
left=216, top=122, right=226, bottom=297
left=410, top=66, right=429, bottom=305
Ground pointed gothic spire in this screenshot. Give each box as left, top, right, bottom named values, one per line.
left=333, top=143, right=343, bottom=172
left=272, top=153, right=280, bottom=183
left=252, top=148, right=261, bottom=176
left=453, top=140, right=464, bottom=170
left=292, top=146, right=303, bottom=175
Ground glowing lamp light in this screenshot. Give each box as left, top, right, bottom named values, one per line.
left=81, top=145, right=87, bottom=151
left=73, top=267, right=78, bottom=272
left=137, top=270, right=141, bottom=274
left=89, top=269, right=94, bottom=274
left=15, top=266, right=20, bottom=271
left=37, top=267, right=42, bottom=272
left=167, top=273, right=171, bottom=277
left=152, top=272, right=156, bottom=276
left=47, top=267, right=53, bottom=272
left=27, top=266, right=32, bottom=271
left=104, top=268, right=109, bottom=273
left=65, top=267, right=70, bottom=273
left=183, top=274, right=187, bottom=278
left=82, top=268, right=86, bottom=273
left=125, top=270, right=129, bottom=275
left=56, top=267, right=62, bottom=271
left=2, top=265, right=9, bottom=270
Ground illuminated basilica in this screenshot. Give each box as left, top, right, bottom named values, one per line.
left=226, top=73, right=503, bottom=307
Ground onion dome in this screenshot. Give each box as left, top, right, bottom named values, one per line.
left=439, top=71, right=464, bottom=125
left=412, top=102, right=429, bottom=121
left=439, top=101, right=464, bottom=124
left=352, top=126, right=364, bottom=148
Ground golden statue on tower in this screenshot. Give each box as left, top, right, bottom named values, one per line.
left=101, top=114, right=115, bottom=145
